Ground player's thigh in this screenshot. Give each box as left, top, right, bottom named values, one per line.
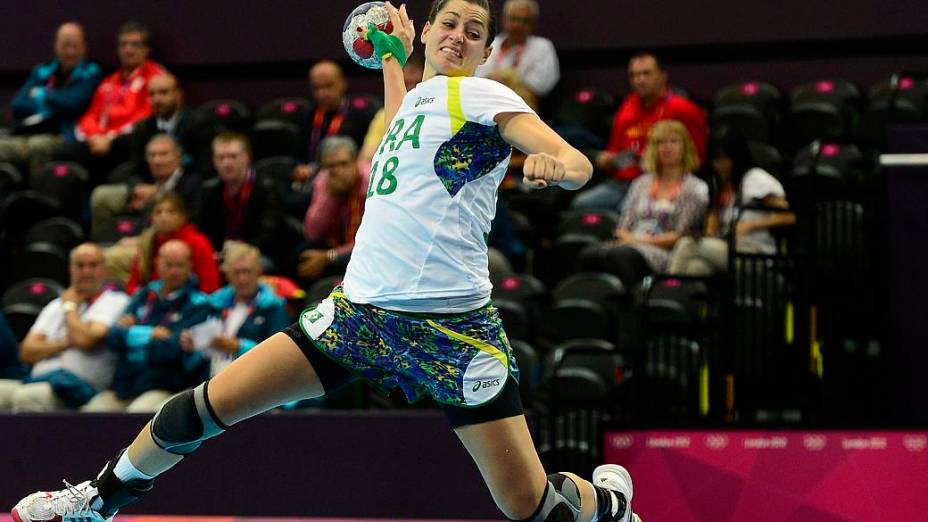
left=207, top=331, right=326, bottom=425
left=454, top=414, right=548, bottom=518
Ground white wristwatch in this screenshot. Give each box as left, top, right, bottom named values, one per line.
left=62, top=301, right=78, bottom=313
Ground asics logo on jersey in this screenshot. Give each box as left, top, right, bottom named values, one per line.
left=472, top=378, right=501, bottom=392
left=415, top=96, right=435, bottom=107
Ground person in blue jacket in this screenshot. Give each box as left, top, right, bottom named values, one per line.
left=0, top=22, right=102, bottom=177
left=82, top=239, right=212, bottom=412
left=183, top=242, right=291, bottom=377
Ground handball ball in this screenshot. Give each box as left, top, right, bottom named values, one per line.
left=343, top=2, right=395, bottom=70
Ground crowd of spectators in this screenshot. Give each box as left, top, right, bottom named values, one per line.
left=1, top=7, right=906, bottom=416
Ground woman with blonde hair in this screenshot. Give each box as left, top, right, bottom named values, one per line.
left=579, top=119, right=709, bottom=288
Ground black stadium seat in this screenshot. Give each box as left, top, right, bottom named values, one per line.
left=494, top=298, right=533, bottom=342
left=254, top=155, right=299, bottom=195
left=31, top=161, right=89, bottom=220
left=2, top=277, right=63, bottom=309
left=257, top=97, right=311, bottom=125
left=91, top=215, right=143, bottom=246
left=16, top=241, right=70, bottom=283
left=198, top=99, right=252, bottom=134
left=2, top=302, right=43, bottom=341
left=557, top=210, right=619, bottom=241
left=0, top=190, right=61, bottom=243
left=711, top=104, right=769, bottom=143
left=251, top=120, right=302, bottom=160
left=25, top=217, right=85, bottom=251
left=0, top=162, right=23, bottom=195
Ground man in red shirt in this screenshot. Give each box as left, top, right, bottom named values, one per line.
left=572, top=52, right=708, bottom=211
left=59, top=22, right=166, bottom=183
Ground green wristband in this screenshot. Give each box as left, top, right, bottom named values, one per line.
left=366, top=22, right=408, bottom=67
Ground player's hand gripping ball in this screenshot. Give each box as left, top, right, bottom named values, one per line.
left=343, top=2, right=402, bottom=69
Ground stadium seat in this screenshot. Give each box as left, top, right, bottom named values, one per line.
left=492, top=273, right=546, bottom=307
left=31, top=161, right=88, bottom=220
left=747, top=141, right=785, bottom=176
left=711, top=103, right=769, bottom=143
left=552, top=271, right=626, bottom=307
left=254, top=155, right=299, bottom=195
left=785, top=101, right=845, bottom=149
left=16, top=241, right=69, bottom=283
left=714, top=81, right=782, bottom=113
left=545, top=233, right=599, bottom=285
left=198, top=99, right=252, bottom=134
left=509, top=339, right=540, bottom=403
left=557, top=209, right=619, bottom=241
left=0, top=162, right=23, bottom=195
left=91, top=215, right=143, bottom=246
left=542, top=299, right=612, bottom=344
left=2, top=302, right=42, bottom=341
left=792, top=142, right=865, bottom=183
left=251, top=119, right=302, bottom=160
left=25, top=217, right=85, bottom=251
left=552, top=87, right=617, bottom=144
left=2, top=277, right=63, bottom=309
left=106, top=161, right=138, bottom=184
left=0, top=190, right=61, bottom=243
left=256, top=97, right=311, bottom=125
left=494, top=298, right=533, bottom=342
left=547, top=338, right=624, bottom=391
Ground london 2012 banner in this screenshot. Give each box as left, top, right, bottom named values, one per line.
left=604, top=430, right=928, bottom=521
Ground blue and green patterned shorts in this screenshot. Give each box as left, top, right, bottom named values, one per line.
left=297, top=287, right=519, bottom=408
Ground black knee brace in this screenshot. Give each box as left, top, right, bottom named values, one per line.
left=514, top=473, right=583, bottom=522
left=150, top=381, right=227, bottom=455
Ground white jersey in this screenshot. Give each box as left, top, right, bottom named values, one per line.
left=343, top=75, right=534, bottom=313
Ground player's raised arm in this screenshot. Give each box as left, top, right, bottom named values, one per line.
left=368, top=2, right=416, bottom=124
left=496, top=111, right=593, bottom=191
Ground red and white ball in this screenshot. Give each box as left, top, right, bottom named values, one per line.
left=342, top=2, right=395, bottom=69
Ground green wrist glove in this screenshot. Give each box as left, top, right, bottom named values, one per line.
left=365, top=22, right=407, bottom=67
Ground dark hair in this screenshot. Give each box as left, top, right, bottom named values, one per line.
left=629, top=51, right=664, bottom=71
left=151, top=191, right=188, bottom=218
left=118, top=21, right=151, bottom=47
left=428, top=0, right=497, bottom=47
left=704, top=126, right=757, bottom=207
left=213, top=131, right=252, bottom=156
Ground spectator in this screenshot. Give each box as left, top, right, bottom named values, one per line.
left=129, top=73, right=218, bottom=178
left=91, top=133, right=203, bottom=235
left=0, top=22, right=101, bottom=178
left=0, top=243, right=129, bottom=411
left=183, top=243, right=290, bottom=377
left=476, top=0, right=560, bottom=99
left=84, top=240, right=211, bottom=412
left=573, top=52, right=708, bottom=211
left=124, top=191, right=220, bottom=294
left=578, top=120, right=709, bottom=288
left=297, top=136, right=369, bottom=282
left=59, top=21, right=166, bottom=182
left=668, top=128, right=795, bottom=275
left=291, top=60, right=378, bottom=206
left=197, top=132, right=283, bottom=268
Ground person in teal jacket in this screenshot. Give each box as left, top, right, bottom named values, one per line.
left=84, top=240, right=212, bottom=412
left=186, top=242, right=291, bottom=377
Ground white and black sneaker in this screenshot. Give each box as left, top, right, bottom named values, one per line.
left=11, top=480, right=112, bottom=522
left=593, top=464, right=641, bottom=522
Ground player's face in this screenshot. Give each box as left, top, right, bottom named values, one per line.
left=628, top=56, right=667, bottom=101
left=421, top=0, right=493, bottom=77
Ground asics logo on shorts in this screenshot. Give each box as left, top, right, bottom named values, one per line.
left=472, top=378, right=501, bottom=392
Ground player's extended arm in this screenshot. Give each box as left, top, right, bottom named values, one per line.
left=371, top=2, right=415, bottom=124
left=496, top=112, right=593, bottom=191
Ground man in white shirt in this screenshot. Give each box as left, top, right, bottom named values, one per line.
left=475, top=0, right=560, bottom=98
left=0, top=243, right=129, bottom=411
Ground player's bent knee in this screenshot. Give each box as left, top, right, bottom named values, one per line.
left=510, top=473, right=583, bottom=522
left=150, top=381, right=228, bottom=455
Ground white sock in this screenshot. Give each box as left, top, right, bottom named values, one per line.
left=113, top=451, right=154, bottom=482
